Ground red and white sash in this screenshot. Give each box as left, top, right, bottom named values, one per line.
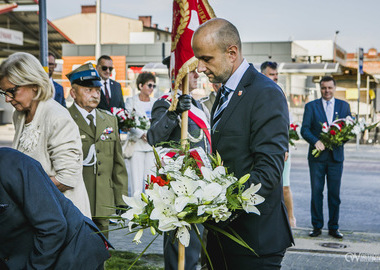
left=161, top=94, right=212, bottom=150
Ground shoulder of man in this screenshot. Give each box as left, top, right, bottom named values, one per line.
left=110, top=79, right=121, bottom=87
left=53, top=80, right=63, bottom=88
left=156, top=94, right=173, bottom=105
left=97, top=108, right=114, bottom=118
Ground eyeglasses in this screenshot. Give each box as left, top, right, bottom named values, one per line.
left=0, top=85, right=20, bottom=99
left=101, top=66, right=114, bottom=72
left=147, top=83, right=156, bottom=89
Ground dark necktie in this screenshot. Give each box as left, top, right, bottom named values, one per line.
left=213, top=85, right=232, bottom=129
left=87, top=114, right=96, bottom=134
left=104, top=81, right=110, bottom=105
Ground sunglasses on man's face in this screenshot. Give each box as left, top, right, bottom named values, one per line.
left=101, top=66, right=114, bottom=72
left=0, top=85, right=20, bottom=99
left=147, top=83, right=156, bottom=89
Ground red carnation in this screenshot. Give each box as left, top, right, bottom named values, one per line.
left=150, top=175, right=169, bottom=186
left=330, top=130, right=336, bottom=136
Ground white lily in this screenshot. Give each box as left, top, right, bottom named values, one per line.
left=150, top=203, right=179, bottom=231
left=146, top=183, right=175, bottom=205
left=122, top=195, right=147, bottom=220
left=133, top=229, right=144, bottom=244
left=159, top=155, right=185, bottom=175
left=176, top=225, right=191, bottom=247
left=239, top=183, right=265, bottom=214
left=171, top=175, right=200, bottom=212
left=205, top=204, right=232, bottom=222
left=196, top=182, right=223, bottom=203
left=352, top=125, right=362, bottom=135
left=201, top=166, right=226, bottom=183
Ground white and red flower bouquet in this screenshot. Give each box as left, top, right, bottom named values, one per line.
left=119, top=145, right=264, bottom=256
left=110, top=107, right=150, bottom=132
left=312, top=116, right=378, bottom=157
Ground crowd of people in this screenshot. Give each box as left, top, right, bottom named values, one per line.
left=0, top=18, right=353, bottom=270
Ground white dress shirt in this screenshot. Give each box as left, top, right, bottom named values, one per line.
left=322, top=97, right=335, bottom=125
left=101, top=79, right=112, bottom=98
left=223, top=58, right=250, bottom=104
left=74, top=103, right=96, bottom=126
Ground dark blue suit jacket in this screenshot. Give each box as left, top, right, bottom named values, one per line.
left=97, top=79, right=125, bottom=111
left=209, top=65, right=293, bottom=259
left=0, top=148, right=110, bottom=270
left=301, top=98, right=351, bottom=162
left=53, top=80, right=66, bottom=107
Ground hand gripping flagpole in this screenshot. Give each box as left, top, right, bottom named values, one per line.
left=178, top=71, right=189, bottom=270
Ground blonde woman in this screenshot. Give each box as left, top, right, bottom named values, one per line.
left=0, top=52, right=91, bottom=218
left=124, top=72, right=157, bottom=196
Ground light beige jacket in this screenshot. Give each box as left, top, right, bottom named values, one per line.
left=12, top=99, right=91, bottom=218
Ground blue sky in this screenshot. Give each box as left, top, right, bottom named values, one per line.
left=47, top=0, right=379, bottom=53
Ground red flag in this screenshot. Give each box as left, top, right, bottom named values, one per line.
left=170, top=0, right=216, bottom=91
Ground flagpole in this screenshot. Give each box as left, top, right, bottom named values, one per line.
left=178, top=73, right=189, bottom=270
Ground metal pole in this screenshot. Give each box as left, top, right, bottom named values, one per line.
left=95, top=0, right=101, bottom=60
left=38, top=0, right=48, bottom=70
left=356, top=48, right=361, bottom=150
left=366, top=76, right=369, bottom=121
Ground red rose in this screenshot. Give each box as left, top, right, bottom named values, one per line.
left=290, top=123, right=299, bottom=131
left=330, top=130, right=336, bottom=135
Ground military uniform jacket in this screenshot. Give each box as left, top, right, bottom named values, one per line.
left=147, top=95, right=211, bottom=152
left=69, top=105, right=128, bottom=217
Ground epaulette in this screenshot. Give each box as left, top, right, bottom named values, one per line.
left=198, top=96, right=210, bottom=103
left=159, top=94, right=173, bottom=105
left=98, top=108, right=113, bottom=116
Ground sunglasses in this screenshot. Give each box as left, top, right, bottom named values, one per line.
left=0, top=85, right=20, bottom=99
left=147, top=83, right=156, bottom=89
left=101, top=66, right=114, bottom=72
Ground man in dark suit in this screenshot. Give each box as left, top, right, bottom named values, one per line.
left=301, top=76, right=351, bottom=239
left=67, top=63, right=128, bottom=238
left=48, top=52, right=66, bottom=107
left=192, top=18, right=293, bottom=269
left=96, top=55, right=125, bottom=111
left=0, top=148, right=111, bottom=270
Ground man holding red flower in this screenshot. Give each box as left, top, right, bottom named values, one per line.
left=301, top=76, right=351, bottom=239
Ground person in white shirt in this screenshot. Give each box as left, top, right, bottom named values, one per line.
left=124, top=72, right=157, bottom=196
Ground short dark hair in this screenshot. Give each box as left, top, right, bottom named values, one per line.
left=260, top=61, right=277, bottom=73
left=97, top=55, right=112, bottom=65
left=319, top=76, right=336, bottom=86
left=48, top=51, right=56, bottom=59
left=136, top=72, right=156, bottom=90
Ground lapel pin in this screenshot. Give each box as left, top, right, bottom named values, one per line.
left=238, top=90, right=243, bottom=96
left=100, top=134, right=106, bottom=141
left=81, top=135, right=86, bottom=139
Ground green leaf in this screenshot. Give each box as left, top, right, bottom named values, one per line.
left=205, top=223, right=256, bottom=254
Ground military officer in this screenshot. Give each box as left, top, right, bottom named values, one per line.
left=67, top=63, right=128, bottom=237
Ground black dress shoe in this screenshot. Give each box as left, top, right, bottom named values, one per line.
left=309, top=228, right=322, bottom=237
left=329, top=229, right=343, bottom=239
